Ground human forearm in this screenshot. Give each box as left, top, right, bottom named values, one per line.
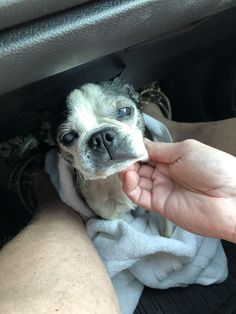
left=0, top=198, right=120, bottom=313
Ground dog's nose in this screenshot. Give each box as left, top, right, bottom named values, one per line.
left=88, top=128, right=116, bottom=150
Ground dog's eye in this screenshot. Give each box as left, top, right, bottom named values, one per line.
left=117, top=107, right=131, bottom=118
left=60, top=131, right=78, bottom=146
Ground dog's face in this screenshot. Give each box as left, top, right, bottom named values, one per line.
left=56, top=80, right=148, bottom=180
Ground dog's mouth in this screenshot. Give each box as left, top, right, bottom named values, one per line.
left=102, top=145, right=142, bottom=162
left=83, top=149, right=148, bottom=180
left=76, top=128, right=148, bottom=179
left=89, top=131, right=145, bottom=160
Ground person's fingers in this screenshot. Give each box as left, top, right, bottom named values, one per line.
left=138, top=164, right=155, bottom=179
left=120, top=164, right=153, bottom=192
left=122, top=171, right=152, bottom=209
left=139, top=177, right=152, bottom=191
left=121, top=170, right=140, bottom=195
left=145, top=139, right=184, bottom=163
left=119, top=163, right=141, bottom=178
left=130, top=188, right=152, bottom=210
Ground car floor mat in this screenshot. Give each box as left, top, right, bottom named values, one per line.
left=135, top=241, right=236, bottom=314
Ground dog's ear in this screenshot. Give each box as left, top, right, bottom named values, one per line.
left=144, top=115, right=173, bottom=143
left=123, top=83, right=139, bottom=105
left=112, top=77, right=140, bottom=106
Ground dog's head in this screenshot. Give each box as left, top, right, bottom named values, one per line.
left=56, top=79, right=148, bottom=180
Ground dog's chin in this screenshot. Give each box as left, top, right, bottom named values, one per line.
left=80, top=151, right=148, bottom=180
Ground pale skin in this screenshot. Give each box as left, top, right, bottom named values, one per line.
left=0, top=172, right=120, bottom=314
left=119, top=139, right=236, bottom=243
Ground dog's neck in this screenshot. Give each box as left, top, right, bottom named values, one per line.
left=75, top=171, right=136, bottom=219
left=73, top=127, right=151, bottom=220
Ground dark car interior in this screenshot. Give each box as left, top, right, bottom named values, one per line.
left=0, top=0, right=236, bottom=313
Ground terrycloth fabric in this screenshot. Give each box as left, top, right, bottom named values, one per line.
left=87, top=212, right=227, bottom=314
left=45, top=114, right=228, bottom=314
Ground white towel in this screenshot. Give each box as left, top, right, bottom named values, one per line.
left=45, top=114, right=228, bottom=314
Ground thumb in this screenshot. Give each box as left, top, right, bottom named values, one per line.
left=145, top=139, right=184, bottom=164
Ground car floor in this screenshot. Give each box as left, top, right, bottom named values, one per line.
left=135, top=241, right=236, bottom=314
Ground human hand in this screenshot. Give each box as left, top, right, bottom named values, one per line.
left=119, top=139, right=236, bottom=242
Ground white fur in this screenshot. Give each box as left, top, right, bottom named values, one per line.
left=60, top=83, right=148, bottom=179
left=80, top=173, right=135, bottom=219
left=56, top=83, right=173, bottom=235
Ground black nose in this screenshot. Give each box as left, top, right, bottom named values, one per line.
left=88, top=128, right=116, bottom=150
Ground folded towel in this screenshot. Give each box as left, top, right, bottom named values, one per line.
left=45, top=114, right=228, bottom=314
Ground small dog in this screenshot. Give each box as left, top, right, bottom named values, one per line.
left=42, top=79, right=173, bottom=236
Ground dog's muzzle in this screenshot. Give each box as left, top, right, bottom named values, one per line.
left=87, top=126, right=141, bottom=162
left=83, top=126, right=147, bottom=177
left=88, top=127, right=117, bottom=159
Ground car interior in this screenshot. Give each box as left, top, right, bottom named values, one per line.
left=0, top=0, right=236, bottom=313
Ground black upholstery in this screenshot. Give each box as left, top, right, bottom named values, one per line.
left=0, top=0, right=92, bottom=31
left=0, top=0, right=235, bottom=95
